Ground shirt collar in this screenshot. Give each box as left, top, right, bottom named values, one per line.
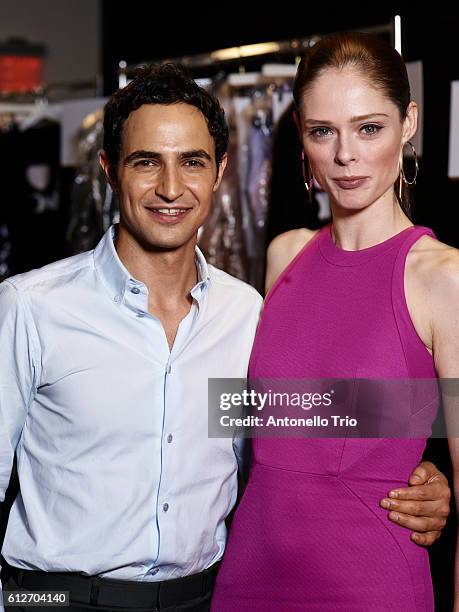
left=94, top=225, right=211, bottom=305
left=195, top=244, right=210, bottom=282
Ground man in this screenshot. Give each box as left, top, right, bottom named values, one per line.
left=0, top=64, right=451, bottom=612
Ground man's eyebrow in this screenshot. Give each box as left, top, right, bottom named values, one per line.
left=179, top=149, right=213, bottom=162
left=123, top=149, right=213, bottom=165
left=124, top=150, right=161, bottom=165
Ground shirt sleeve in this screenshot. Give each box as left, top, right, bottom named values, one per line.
left=0, top=280, right=39, bottom=609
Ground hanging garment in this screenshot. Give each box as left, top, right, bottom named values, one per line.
left=67, top=108, right=119, bottom=254
left=246, top=103, right=274, bottom=290
left=198, top=122, right=249, bottom=282
left=0, top=222, right=12, bottom=281
left=1, top=119, right=64, bottom=277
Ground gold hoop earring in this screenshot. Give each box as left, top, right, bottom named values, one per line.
left=301, top=150, right=314, bottom=204
left=398, top=141, right=419, bottom=200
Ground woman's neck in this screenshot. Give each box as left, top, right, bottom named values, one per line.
left=330, top=190, right=412, bottom=251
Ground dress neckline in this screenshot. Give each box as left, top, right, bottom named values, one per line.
left=318, top=224, right=418, bottom=267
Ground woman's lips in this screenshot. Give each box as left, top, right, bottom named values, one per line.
left=333, top=177, right=369, bottom=190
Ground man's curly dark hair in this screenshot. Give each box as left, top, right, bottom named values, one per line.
left=103, top=63, right=229, bottom=178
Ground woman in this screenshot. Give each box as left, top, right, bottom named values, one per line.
left=211, top=32, right=459, bottom=611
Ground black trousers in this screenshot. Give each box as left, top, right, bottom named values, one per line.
left=2, top=564, right=215, bottom=612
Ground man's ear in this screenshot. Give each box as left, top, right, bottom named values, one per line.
left=99, top=150, right=118, bottom=191
left=213, top=153, right=228, bottom=192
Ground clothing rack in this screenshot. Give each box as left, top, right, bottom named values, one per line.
left=0, top=79, right=101, bottom=105
left=120, top=19, right=397, bottom=87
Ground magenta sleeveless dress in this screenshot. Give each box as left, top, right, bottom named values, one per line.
left=211, top=225, right=438, bottom=611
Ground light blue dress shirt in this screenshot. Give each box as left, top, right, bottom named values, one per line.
left=0, top=225, right=262, bottom=597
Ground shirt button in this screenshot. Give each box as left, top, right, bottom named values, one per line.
left=167, top=365, right=172, bottom=374
left=114, top=295, right=121, bottom=303
left=167, top=434, right=173, bottom=443
left=151, top=568, right=159, bottom=576
left=131, top=287, right=141, bottom=294
left=163, top=503, right=169, bottom=512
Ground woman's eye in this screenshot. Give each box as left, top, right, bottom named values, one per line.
left=361, top=124, right=381, bottom=136
left=310, top=127, right=332, bottom=138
